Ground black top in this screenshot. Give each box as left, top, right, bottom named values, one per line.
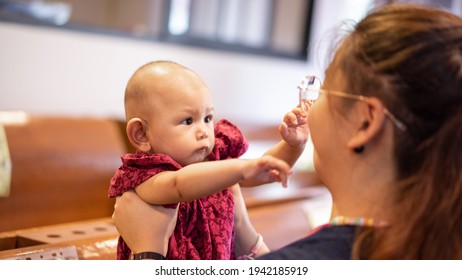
left=258, top=225, right=357, bottom=260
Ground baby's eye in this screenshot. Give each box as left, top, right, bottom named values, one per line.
left=204, top=115, right=213, bottom=123
left=182, top=118, right=193, bottom=125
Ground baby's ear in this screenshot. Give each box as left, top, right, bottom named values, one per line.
left=126, top=118, right=151, bottom=153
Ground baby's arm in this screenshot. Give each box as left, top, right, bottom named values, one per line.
left=135, top=155, right=292, bottom=205
left=232, top=184, right=270, bottom=258
left=241, top=106, right=309, bottom=187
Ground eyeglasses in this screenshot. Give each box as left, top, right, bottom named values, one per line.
left=298, top=75, right=407, bottom=132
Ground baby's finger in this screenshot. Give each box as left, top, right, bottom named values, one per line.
left=272, top=162, right=292, bottom=188
left=283, top=111, right=298, bottom=126
left=273, top=170, right=289, bottom=188
left=292, top=106, right=307, bottom=118
left=278, top=122, right=289, bottom=139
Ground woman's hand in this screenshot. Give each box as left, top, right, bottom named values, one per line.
left=112, top=190, right=178, bottom=256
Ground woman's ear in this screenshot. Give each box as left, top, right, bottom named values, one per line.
left=346, top=97, right=386, bottom=151
left=126, top=118, right=151, bottom=153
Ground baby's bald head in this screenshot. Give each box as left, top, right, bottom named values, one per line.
left=124, top=61, right=200, bottom=121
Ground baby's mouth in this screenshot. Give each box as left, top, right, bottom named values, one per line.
left=193, top=146, right=208, bottom=157
left=198, top=146, right=209, bottom=154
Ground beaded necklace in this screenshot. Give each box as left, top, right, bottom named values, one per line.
left=330, top=216, right=388, bottom=227
left=307, top=216, right=388, bottom=236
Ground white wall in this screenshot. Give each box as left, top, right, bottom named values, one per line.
left=0, top=0, right=372, bottom=126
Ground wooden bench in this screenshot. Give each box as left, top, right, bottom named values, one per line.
left=0, top=113, right=126, bottom=232
left=0, top=113, right=124, bottom=259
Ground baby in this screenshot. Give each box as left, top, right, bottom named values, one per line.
left=109, top=61, right=308, bottom=260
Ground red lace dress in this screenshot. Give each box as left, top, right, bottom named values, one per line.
left=108, top=119, right=248, bottom=260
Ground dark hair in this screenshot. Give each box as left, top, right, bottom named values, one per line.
left=338, top=4, right=462, bottom=259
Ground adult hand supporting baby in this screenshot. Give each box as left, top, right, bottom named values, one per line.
left=112, top=190, right=178, bottom=256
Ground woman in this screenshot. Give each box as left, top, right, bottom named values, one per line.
left=112, top=3, right=462, bottom=259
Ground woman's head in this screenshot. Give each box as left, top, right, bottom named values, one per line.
left=325, top=3, right=462, bottom=259
left=124, top=61, right=216, bottom=166
left=336, top=3, right=462, bottom=178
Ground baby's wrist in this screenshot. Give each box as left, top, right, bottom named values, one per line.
left=237, top=234, right=264, bottom=260
left=284, top=140, right=306, bottom=151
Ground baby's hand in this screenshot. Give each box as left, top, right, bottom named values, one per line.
left=278, top=106, right=309, bottom=148
left=242, top=155, right=292, bottom=188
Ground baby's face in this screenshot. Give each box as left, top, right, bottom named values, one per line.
left=142, top=69, right=216, bottom=166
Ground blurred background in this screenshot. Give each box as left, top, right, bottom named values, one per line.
left=0, top=1, right=461, bottom=258
left=2, top=0, right=459, bottom=125
left=0, top=0, right=460, bottom=169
